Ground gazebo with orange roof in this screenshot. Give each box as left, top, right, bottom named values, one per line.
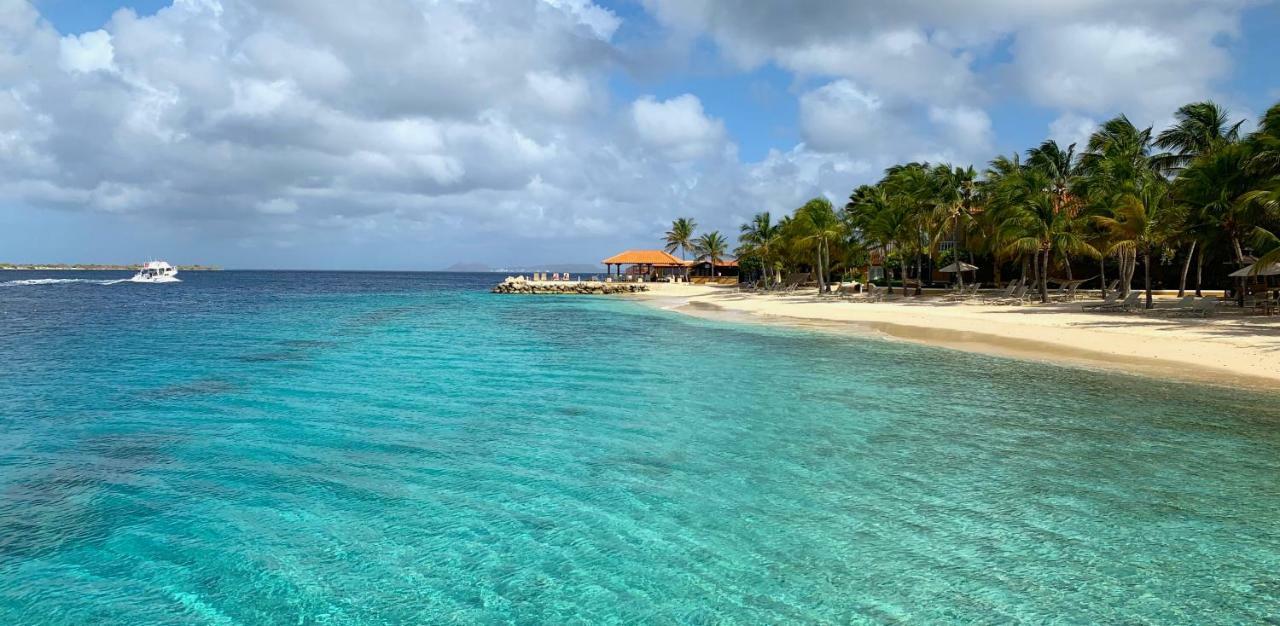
left=601, top=249, right=689, bottom=279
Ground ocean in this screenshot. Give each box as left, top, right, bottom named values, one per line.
left=1, top=270, right=1277, bottom=624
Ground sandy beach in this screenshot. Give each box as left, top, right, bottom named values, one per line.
left=628, top=282, right=1280, bottom=386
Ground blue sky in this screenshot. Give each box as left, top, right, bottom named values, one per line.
left=2, top=0, right=1278, bottom=268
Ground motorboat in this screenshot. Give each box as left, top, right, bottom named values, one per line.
left=129, top=260, right=181, bottom=283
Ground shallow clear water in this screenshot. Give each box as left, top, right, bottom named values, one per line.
left=1, top=270, right=1278, bottom=624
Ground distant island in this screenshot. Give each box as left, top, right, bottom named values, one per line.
left=444, top=262, right=604, bottom=274
left=0, top=263, right=221, bottom=271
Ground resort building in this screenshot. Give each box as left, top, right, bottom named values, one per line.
left=601, top=250, right=689, bottom=280
left=688, top=259, right=739, bottom=284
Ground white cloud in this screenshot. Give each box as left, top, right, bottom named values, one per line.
left=777, top=28, right=978, bottom=102
left=58, top=29, right=115, bottom=73
left=642, top=0, right=1253, bottom=129
left=541, top=0, right=621, bottom=40
left=1048, top=113, right=1098, bottom=150
left=798, top=81, right=993, bottom=166
left=0, top=0, right=1265, bottom=268
left=257, top=198, right=299, bottom=215
left=798, top=80, right=893, bottom=153
left=927, top=105, right=993, bottom=154
left=525, top=71, right=593, bottom=118
left=1011, top=20, right=1231, bottom=123
left=630, top=94, right=727, bottom=160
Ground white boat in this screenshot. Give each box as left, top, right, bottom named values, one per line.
left=129, top=260, right=181, bottom=283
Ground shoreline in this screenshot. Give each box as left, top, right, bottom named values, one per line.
left=625, top=283, right=1280, bottom=388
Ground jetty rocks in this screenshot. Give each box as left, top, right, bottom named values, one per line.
left=492, top=277, right=649, bottom=295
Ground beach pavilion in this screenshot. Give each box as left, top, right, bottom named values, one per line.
left=601, top=250, right=689, bottom=280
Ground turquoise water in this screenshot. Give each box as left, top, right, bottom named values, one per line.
left=2, top=271, right=1279, bottom=624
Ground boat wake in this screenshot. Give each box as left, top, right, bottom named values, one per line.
left=0, top=278, right=130, bottom=287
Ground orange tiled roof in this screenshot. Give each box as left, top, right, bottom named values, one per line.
left=601, top=250, right=689, bottom=266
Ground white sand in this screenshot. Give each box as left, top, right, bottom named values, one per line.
left=627, top=283, right=1280, bottom=385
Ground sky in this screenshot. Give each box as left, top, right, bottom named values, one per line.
left=1, top=0, right=1278, bottom=269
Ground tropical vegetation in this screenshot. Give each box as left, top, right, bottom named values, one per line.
left=718, top=99, right=1280, bottom=306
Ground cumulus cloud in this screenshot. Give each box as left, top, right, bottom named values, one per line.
left=643, top=0, right=1253, bottom=154
left=58, top=29, right=115, bottom=73
left=0, top=0, right=1263, bottom=267
left=1011, top=19, right=1231, bottom=124
left=797, top=80, right=992, bottom=166
left=630, top=94, right=727, bottom=160
left=0, top=1, right=632, bottom=239
left=1048, top=113, right=1099, bottom=150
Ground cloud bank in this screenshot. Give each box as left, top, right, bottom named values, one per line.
left=0, top=0, right=1261, bottom=266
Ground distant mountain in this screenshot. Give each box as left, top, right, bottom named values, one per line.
left=443, top=262, right=493, bottom=272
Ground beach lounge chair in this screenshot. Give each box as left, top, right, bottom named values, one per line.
left=1091, top=292, right=1141, bottom=312
left=848, top=284, right=882, bottom=302
left=991, top=284, right=1028, bottom=305
left=944, top=283, right=980, bottom=301
left=1050, top=283, right=1076, bottom=302
left=831, top=283, right=861, bottom=299
left=1153, top=295, right=1196, bottom=314
left=1081, top=292, right=1119, bottom=311
left=1167, top=297, right=1218, bottom=317
left=1254, top=292, right=1280, bottom=316
left=981, top=280, right=1020, bottom=304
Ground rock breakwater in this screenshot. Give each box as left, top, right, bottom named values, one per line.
left=491, top=277, right=649, bottom=295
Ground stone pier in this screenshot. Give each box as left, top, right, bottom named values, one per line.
left=491, top=277, right=649, bottom=295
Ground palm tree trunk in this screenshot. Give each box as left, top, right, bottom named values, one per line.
left=914, top=252, right=923, bottom=296
left=823, top=241, right=832, bottom=293
left=1099, top=254, right=1108, bottom=298
left=1178, top=240, right=1196, bottom=297
left=815, top=248, right=825, bottom=294
left=1030, top=253, right=1038, bottom=295
left=1232, top=235, right=1245, bottom=307
left=884, top=246, right=893, bottom=295
left=1125, top=250, right=1135, bottom=296
left=954, top=223, right=964, bottom=290
left=1039, top=246, right=1050, bottom=303
left=1116, top=251, right=1126, bottom=296
left=1121, top=250, right=1135, bottom=296
left=1143, top=250, right=1153, bottom=309
left=1195, top=246, right=1203, bottom=297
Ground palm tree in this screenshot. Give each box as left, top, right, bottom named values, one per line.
left=1079, top=115, right=1164, bottom=296
left=846, top=184, right=895, bottom=293
left=1241, top=103, right=1280, bottom=271
left=737, top=212, right=781, bottom=287
left=693, top=231, right=729, bottom=280
left=929, top=164, right=978, bottom=288
left=868, top=201, right=913, bottom=295
left=883, top=163, right=933, bottom=295
left=1176, top=144, right=1261, bottom=267
left=994, top=165, right=1099, bottom=303
left=664, top=218, right=697, bottom=260
left=1094, top=176, right=1180, bottom=308
left=1154, top=101, right=1245, bottom=173
left=1156, top=101, right=1245, bottom=293
left=979, top=153, right=1027, bottom=287
left=795, top=197, right=844, bottom=293
left=1026, top=140, right=1079, bottom=209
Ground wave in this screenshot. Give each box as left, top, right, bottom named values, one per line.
left=0, top=278, right=130, bottom=287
